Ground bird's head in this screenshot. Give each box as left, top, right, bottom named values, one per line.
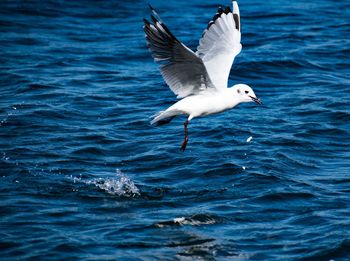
left=233, top=84, right=262, bottom=105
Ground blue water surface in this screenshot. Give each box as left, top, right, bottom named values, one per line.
left=1, top=0, right=350, bottom=260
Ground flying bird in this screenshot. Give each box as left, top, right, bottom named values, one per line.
left=143, top=0, right=261, bottom=151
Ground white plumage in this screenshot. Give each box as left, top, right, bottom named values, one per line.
left=143, top=0, right=261, bottom=151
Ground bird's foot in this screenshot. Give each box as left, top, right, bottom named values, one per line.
left=181, top=137, right=188, bottom=151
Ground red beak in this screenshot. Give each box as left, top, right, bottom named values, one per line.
left=249, top=96, right=262, bottom=105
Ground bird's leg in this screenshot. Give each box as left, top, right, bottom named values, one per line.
left=181, top=120, right=189, bottom=151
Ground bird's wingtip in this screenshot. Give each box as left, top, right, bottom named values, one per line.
left=143, top=18, right=150, bottom=25
left=148, top=3, right=154, bottom=11
left=150, top=14, right=158, bottom=24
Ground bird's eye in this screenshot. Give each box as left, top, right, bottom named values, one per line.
left=245, top=90, right=249, bottom=94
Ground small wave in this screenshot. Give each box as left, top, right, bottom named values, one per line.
left=72, top=169, right=140, bottom=197
left=302, top=239, right=350, bottom=260
left=155, top=214, right=217, bottom=228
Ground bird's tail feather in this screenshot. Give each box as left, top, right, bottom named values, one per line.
left=151, top=110, right=180, bottom=126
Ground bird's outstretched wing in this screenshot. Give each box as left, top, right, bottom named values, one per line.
left=143, top=6, right=215, bottom=98
left=196, top=0, right=242, bottom=89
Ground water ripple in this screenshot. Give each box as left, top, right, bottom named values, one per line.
left=1, top=0, right=350, bottom=259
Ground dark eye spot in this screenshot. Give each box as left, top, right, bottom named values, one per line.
left=245, top=90, right=249, bottom=94
left=237, top=89, right=241, bottom=94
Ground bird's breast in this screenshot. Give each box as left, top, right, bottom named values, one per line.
left=175, top=92, right=237, bottom=117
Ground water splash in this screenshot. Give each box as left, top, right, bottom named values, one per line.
left=0, top=103, right=24, bottom=127
left=72, top=169, right=140, bottom=197
left=155, top=214, right=217, bottom=228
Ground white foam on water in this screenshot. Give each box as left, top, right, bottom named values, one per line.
left=155, top=215, right=217, bottom=228
left=72, top=169, right=140, bottom=197
left=173, top=216, right=216, bottom=226
left=173, top=217, right=186, bottom=223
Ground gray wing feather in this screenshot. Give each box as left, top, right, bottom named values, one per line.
left=143, top=8, right=215, bottom=98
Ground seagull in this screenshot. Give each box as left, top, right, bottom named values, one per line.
left=143, top=0, right=261, bottom=151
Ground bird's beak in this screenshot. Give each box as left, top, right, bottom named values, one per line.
left=249, top=96, right=262, bottom=105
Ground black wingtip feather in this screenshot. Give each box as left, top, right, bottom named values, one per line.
left=143, top=18, right=150, bottom=25
left=206, top=4, right=239, bottom=31
left=143, top=8, right=179, bottom=47
left=224, top=6, right=232, bottom=14
left=148, top=3, right=154, bottom=11
left=218, top=6, right=224, bottom=13
left=150, top=14, right=158, bottom=24
left=233, top=14, right=240, bottom=30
